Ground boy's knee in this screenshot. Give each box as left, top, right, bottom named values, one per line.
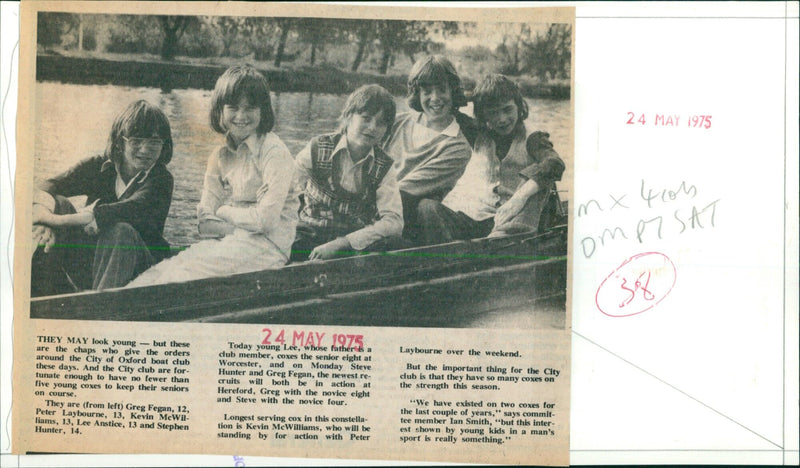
left=52, top=195, right=77, bottom=215
left=416, top=198, right=443, bottom=221
left=101, top=222, right=142, bottom=244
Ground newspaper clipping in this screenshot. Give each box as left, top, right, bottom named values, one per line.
left=13, top=2, right=574, bottom=464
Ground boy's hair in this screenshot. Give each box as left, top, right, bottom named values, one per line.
left=106, top=100, right=173, bottom=166
left=338, top=84, right=397, bottom=140
left=406, top=55, right=468, bottom=112
left=472, top=74, right=529, bottom=131
left=209, top=65, right=275, bottom=135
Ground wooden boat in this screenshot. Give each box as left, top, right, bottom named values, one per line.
left=29, top=225, right=568, bottom=328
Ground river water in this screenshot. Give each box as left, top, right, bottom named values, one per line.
left=34, top=82, right=571, bottom=247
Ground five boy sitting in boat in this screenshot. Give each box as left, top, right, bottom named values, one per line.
left=30, top=60, right=565, bottom=295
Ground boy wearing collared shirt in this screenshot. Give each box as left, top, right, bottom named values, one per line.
left=292, top=84, right=402, bottom=261
left=30, top=100, right=174, bottom=296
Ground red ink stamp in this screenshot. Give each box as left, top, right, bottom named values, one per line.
left=595, top=252, right=677, bottom=317
left=626, top=112, right=712, bottom=129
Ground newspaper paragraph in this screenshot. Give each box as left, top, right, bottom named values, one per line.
left=20, top=324, right=569, bottom=464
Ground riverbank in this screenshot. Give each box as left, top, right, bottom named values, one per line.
left=35, top=54, right=570, bottom=99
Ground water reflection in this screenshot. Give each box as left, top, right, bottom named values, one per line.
left=35, top=82, right=571, bottom=247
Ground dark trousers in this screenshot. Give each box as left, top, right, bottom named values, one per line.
left=416, top=199, right=494, bottom=245
left=30, top=196, right=156, bottom=297
left=414, top=187, right=564, bottom=247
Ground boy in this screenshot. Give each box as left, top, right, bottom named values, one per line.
left=417, top=74, right=565, bottom=244
left=292, top=84, right=402, bottom=260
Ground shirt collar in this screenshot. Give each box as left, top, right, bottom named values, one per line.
left=333, top=133, right=375, bottom=167
left=102, top=158, right=156, bottom=185
left=225, top=132, right=262, bottom=156
left=105, top=159, right=157, bottom=198
left=415, top=112, right=461, bottom=137
left=441, top=118, right=461, bottom=137
left=101, top=159, right=116, bottom=173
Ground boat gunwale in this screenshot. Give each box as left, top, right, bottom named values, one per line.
left=28, top=226, right=568, bottom=323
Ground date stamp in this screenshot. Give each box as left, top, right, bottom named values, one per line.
left=261, top=328, right=364, bottom=351
left=595, top=252, right=677, bottom=317
left=626, top=112, right=712, bottom=129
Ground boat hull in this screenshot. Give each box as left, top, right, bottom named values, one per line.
left=29, top=227, right=568, bottom=328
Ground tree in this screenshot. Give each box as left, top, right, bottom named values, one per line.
left=158, top=15, right=196, bottom=60
left=244, top=17, right=276, bottom=61
left=348, top=20, right=375, bottom=72
left=210, top=16, right=247, bottom=57
left=295, top=17, right=340, bottom=66
left=375, top=21, right=406, bottom=74
left=373, top=20, right=460, bottom=75
left=37, top=12, right=79, bottom=49
left=273, top=18, right=295, bottom=67
left=101, top=15, right=162, bottom=55
left=494, top=22, right=533, bottom=76
left=521, top=23, right=572, bottom=82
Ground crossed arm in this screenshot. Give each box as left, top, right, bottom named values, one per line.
left=32, top=190, right=97, bottom=253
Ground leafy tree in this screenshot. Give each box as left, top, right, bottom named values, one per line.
left=374, top=20, right=460, bottom=75
left=521, top=23, right=572, bottom=82
left=348, top=20, right=374, bottom=72
left=37, top=12, right=79, bottom=49
left=103, top=15, right=161, bottom=55
left=158, top=16, right=197, bottom=60
left=273, top=18, right=295, bottom=67
left=295, top=17, right=340, bottom=66
left=494, top=22, right=533, bottom=76
left=244, top=17, right=276, bottom=61
left=210, top=16, right=247, bottom=57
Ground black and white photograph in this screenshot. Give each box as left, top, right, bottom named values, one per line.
left=26, top=6, right=573, bottom=328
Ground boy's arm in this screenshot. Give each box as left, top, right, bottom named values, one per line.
left=33, top=204, right=95, bottom=228
left=33, top=189, right=95, bottom=228
left=37, top=155, right=105, bottom=198
left=495, top=179, right=540, bottom=227
left=312, top=163, right=404, bottom=260
left=215, top=143, right=295, bottom=234
left=308, top=236, right=352, bottom=261
left=198, top=218, right=235, bottom=238
left=34, top=156, right=105, bottom=229
left=397, top=139, right=471, bottom=200
left=519, top=131, right=565, bottom=187
left=496, top=132, right=564, bottom=226
left=344, top=165, right=403, bottom=251
left=92, top=170, right=172, bottom=235
left=197, top=148, right=235, bottom=237
left=293, top=141, right=313, bottom=195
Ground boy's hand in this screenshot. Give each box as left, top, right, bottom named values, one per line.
left=31, top=203, right=52, bottom=225
left=75, top=199, right=98, bottom=226
left=215, top=204, right=232, bottom=221
left=32, top=224, right=56, bottom=253
left=495, top=179, right=541, bottom=227
left=309, top=237, right=352, bottom=261
left=198, top=219, right=235, bottom=238
left=84, top=219, right=99, bottom=236
left=495, top=195, right=527, bottom=227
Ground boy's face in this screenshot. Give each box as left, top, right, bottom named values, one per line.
left=419, top=81, right=453, bottom=126
left=484, top=100, right=519, bottom=136
left=347, top=110, right=388, bottom=154
left=222, top=96, right=261, bottom=144
left=121, top=134, right=163, bottom=179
